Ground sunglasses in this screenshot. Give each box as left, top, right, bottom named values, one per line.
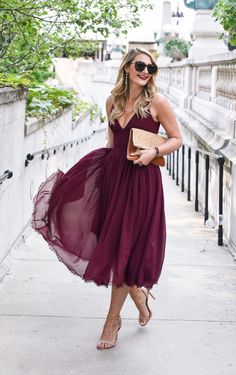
left=131, top=60, right=158, bottom=75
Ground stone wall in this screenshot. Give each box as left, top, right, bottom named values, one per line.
left=0, top=87, right=107, bottom=278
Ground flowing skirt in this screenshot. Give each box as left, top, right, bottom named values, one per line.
left=32, top=147, right=166, bottom=288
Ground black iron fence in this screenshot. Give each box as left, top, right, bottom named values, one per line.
left=166, top=144, right=225, bottom=246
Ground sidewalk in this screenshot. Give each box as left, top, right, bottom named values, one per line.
left=0, top=167, right=236, bottom=375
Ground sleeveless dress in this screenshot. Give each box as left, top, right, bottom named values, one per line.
left=32, top=112, right=166, bottom=289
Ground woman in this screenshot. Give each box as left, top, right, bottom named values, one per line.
left=32, top=48, right=183, bottom=350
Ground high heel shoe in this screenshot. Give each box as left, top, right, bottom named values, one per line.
left=96, top=315, right=122, bottom=350
left=130, top=287, right=155, bottom=327
left=140, top=287, right=155, bottom=326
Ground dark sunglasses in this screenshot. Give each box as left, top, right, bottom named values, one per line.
left=131, top=60, right=158, bottom=75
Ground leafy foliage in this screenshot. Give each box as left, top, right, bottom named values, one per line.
left=26, top=84, right=103, bottom=121
left=0, top=72, right=104, bottom=122
left=164, top=38, right=191, bottom=61
left=55, top=40, right=100, bottom=59
left=0, top=72, right=30, bottom=88
left=29, top=70, right=56, bottom=84
left=212, top=0, right=236, bottom=46
left=0, top=0, right=153, bottom=73
left=26, top=84, right=76, bottom=118
left=72, top=98, right=102, bottom=122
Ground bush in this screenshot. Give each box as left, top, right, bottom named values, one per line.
left=163, top=38, right=191, bottom=61
left=0, top=73, right=30, bottom=89
left=72, top=99, right=104, bottom=122
left=29, top=70, right=56, bottom=84
left=26, top=84, right=76, bottom=118
left=26, top=85, right=103, bottom=122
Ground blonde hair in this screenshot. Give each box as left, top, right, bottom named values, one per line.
left=110, top=48, right=158, bottom=124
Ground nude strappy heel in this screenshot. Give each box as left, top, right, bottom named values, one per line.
left=130, top=287, right=156, bottom=326
left=96, top=316, right=122, bottom=350
left=139, top=287, right=155, bottom=326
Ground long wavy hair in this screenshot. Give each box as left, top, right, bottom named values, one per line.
left=109, top=48, right=158, bottom=124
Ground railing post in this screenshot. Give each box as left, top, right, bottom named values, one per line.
left=204, top=155, right=210, bottom=223
left=187, top=147, right=191, bottom=201
left=169, top=153, right=172, bottom=176
left=166, top=154, right=169, bottom=170
left=172, top=151, right=175, bottom=180
left=218, top=156, right=225, bottom=246
left=181, top=145, right=185, bottom=192
left=176, top=149, right=179, bottom=186
left=195, top=151, right=199, bottom=211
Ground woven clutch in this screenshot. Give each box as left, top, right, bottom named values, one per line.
left=127, top=128, right=167, bottom=167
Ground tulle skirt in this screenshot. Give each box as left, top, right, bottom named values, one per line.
left=32, top=147, right=166, bottom=288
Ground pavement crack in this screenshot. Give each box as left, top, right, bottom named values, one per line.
left=0, top=313, right=236, bottom=323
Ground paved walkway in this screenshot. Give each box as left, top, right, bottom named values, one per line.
left=0, top=167, right=236, bottom=375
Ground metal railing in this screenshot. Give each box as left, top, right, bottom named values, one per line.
left=0, top=170, right=13, bottom=185
left=25, top=128, right=106, bottom=167
left=166, top=144, right=225, bottom=246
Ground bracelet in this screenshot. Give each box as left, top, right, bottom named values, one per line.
left=154, top=147, right=160, bottom=157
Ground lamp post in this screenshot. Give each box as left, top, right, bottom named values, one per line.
left=172, top=3, right=184, bottom=37
left=172, top=3, right=184, bottom=26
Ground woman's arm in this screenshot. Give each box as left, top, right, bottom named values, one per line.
left=133, top=94, right=183, bottom=166
left=152, top=94, right=183, bottom=156
left=106, top=95, right=114, bottom=149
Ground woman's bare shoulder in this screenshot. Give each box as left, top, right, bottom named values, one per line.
left=106, top=95, right=114, bottom=118
left=150, top=94, right=171, bottom=121
left=106, top=95, right=113, bottom=109
left=152, top=93, right=169, bottom=106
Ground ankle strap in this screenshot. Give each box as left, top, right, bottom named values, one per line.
left=106, top=315, right=121, bottom=320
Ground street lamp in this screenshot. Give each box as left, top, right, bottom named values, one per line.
left=172, top=3, right=184, bottom=26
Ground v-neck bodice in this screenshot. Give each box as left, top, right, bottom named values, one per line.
left=109, top=112, right=160, bottom=150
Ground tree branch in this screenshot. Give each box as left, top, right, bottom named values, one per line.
left=0, top=33, right=16, bottom=59
left=10, top=10, right=30, bottom=46
left=3, top=50, right=35, bottom=69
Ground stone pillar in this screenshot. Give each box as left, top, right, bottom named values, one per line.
left=189, top=9, right=227, bottom=58
left=160, top=1, right=172, bottom=39
left=158, top=1, right=173, bottom=64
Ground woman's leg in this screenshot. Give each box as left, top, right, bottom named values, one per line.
left=97, top=283, right=130, bottom=349
left=129, top=286, right=152, bottom=325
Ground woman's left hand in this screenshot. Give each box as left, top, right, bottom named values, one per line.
left=132, top=149, right=156, bottom=166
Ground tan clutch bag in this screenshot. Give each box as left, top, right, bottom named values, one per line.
left=127, top=128, right=167, bottom=167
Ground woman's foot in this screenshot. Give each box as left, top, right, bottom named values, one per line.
left=96, top=315, right=122, bottom=350
left=129, top=287, right=155, bottom=326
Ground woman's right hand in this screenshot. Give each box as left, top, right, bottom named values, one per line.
left=132, top=149, right=156, bottom=166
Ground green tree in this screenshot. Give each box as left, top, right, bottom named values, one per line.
left=55, top=40, right=100, bottom=59
left=0, top=0, right=153, bottom=73
left=212, top=0, right=236, bottom=46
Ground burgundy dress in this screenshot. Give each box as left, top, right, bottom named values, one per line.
left=32, top=112, right=166, bottom=288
